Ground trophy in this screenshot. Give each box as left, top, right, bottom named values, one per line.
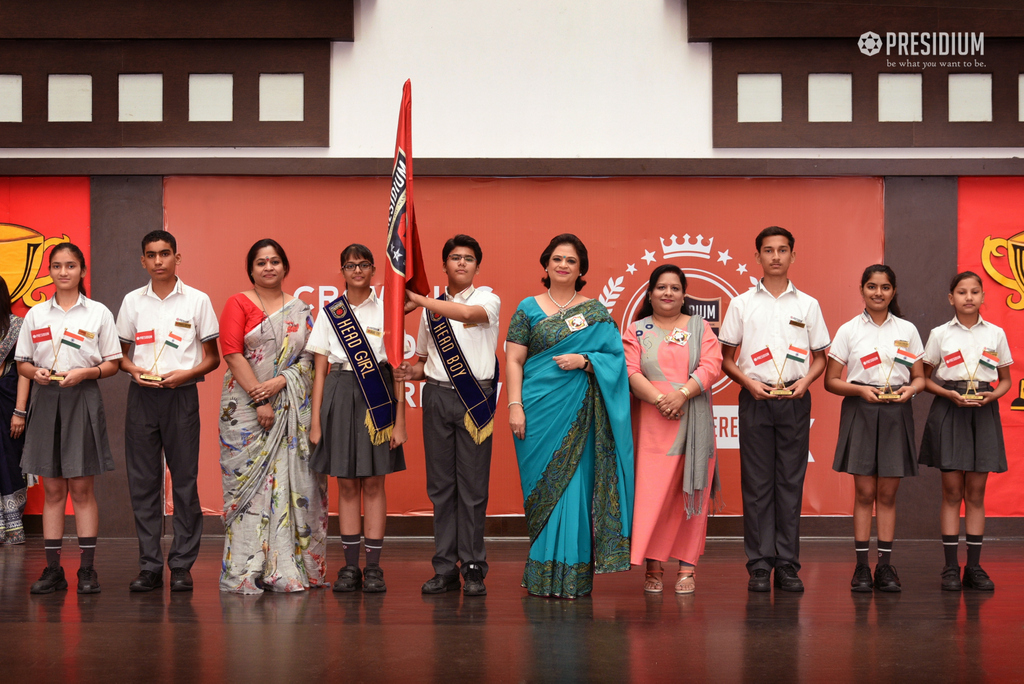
left=769, top=345, right=808, bottom=396
left=47, top=328, right=67, bottom=381
left=139, top=331, right=172, bottom=383
left=962, top=348, right=996, bottom=402
left=879, top=346, right=917, bottom=401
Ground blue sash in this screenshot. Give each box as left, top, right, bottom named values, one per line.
left=426, top=297, right=498, bottom=444
left=324, top=294, right=395, bottom=445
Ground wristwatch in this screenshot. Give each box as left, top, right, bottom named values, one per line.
left=581, top=354, right=590, bottom=371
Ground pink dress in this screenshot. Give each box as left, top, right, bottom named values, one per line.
left=623, top=318, right=723, bottom=566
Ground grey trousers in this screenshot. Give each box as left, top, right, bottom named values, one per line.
left=422, top=383, right=493, bottom=577
left=124, top=383, right=203, bottom=572
left=738, top=388, right=812, bottom=573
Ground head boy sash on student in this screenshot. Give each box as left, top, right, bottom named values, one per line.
left=324, top=294, right=396, bottom=445
left=427, top=294, right=499, bottom=444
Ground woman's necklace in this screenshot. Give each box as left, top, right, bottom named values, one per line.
left=547, top=289, right=577, bottom=314
left=254, top=289, right=283, bottom=376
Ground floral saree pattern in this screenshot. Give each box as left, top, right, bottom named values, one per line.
left=219, top=298, right=329, bottom=594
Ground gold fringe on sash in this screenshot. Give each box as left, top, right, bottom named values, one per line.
left=365, top=410, right=394, bottom=446
left=464, top=412, right=493, bottom=445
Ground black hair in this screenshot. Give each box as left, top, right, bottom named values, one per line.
left=949, top=270, right=984, bottom=293
left=540, top=233, right=589, bottom=292
left=0, top=276, right=11, bottom=340
left=141, top=229, right=177, bottom=254
left=49, top=242, right=88, bottom=296
left=755, top=226, right=795, bottom=251
left=442, top=234, right=483, bottom=265
left=245, top=239, right=290, bottom=284
left=860, top=264, right=902, bottom=318
left=635, top=265, right=689, bottom=321
left=340, top=243, right=374, bottom=266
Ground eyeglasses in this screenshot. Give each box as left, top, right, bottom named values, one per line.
left=342, top=262, right=373, bottom=271
left=447, top=255, right=477, bottom=264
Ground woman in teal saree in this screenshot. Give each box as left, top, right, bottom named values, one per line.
left=505, top=234, right=634, bottom=598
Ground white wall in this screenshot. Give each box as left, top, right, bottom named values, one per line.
left=2, top=0, right=1024, bottom=160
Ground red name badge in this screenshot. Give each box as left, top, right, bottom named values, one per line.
left=860, top=351, right=882, bottom=369
left=751, top=348, right=773, bottom=366
left=944, top=351, right=965, bottom=368
left=31, top=328, right=52, bottom=343
left=136, top=330, right=156, bottom=345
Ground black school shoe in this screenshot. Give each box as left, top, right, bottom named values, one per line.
left=30, top=565, right=68, bottom=594
left=873, top=564, right=902, bottom=592
left=129, top=570, right=163, bottom=592
left=77, top=566, right=101, bottom=594
left=941, top=564, right=963, bottom=591
left=962, top=565, right=995, bottom=591
left=774, top=564, right=804, bottom=592
left=169, top=568, right=193, bottom=592
left=850, top=563, right=873, bottom=593
left=362, top=565, right=386, bottom=593
left=747, top=568, right=771, bottom=592
left=463, top=564, right=486, bottom=596
left=332, top=565, right=362, bottom=592
left=422, top=572, right=461, bottom=594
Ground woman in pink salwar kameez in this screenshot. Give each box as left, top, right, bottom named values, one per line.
left=623, top=265, right=723, bottom=595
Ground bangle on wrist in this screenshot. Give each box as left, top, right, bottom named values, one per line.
left=13, top=408, right=27, bottom=418
left=96, top=366, right=102, bottom=380
left=655, top=394, right=665, bottom=404
left=508, top=401, right=524, bottom=410
left=581, top=354, right=590, bottom=371
left=680, top=386, right=691, bottom=399
left=254, top=398, right=269, bottom=407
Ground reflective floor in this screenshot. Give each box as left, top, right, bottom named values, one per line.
left=2, top=537, right=1022, bottom=682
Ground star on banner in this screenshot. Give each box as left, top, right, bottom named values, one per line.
left=626, top=263, right=637, bottom=275
left=736, top=263, right=747, bottom=275
left=717, top=250, right=732, bottom=265
left=641, top=250, right=656, bottom=265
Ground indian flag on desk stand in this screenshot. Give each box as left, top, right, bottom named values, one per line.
left=165, top=331, right=182, bottom=349
left=61, top=330, right=84, bottom=348
left=785, top=345, right=808, bottom=364
left=978, top=350, right=999, bottom=370
left=894, top=348, right=918, bottom=368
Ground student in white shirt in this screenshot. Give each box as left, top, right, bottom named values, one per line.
left=720, top=226, right=829, bottom=594
left=15, top=243, right=122, bottom=595
left=824, top=265, right=925, bottom=593
left=919, top=271, right=1013, bottom=592
left=116, top=230, right=220, bottom=593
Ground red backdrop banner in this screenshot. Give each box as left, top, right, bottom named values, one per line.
left=163, top=176, right=883, bottom=518
left=957, top=177, right=1024, bottom=516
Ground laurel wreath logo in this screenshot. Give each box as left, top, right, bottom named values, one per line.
left=599, top=276, right=625, bottom=311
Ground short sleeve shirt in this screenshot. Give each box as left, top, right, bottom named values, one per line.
left=306, top=290, right=388, bottom=367
left=16, top=294, right=122, bottom=372
left=923, top=316, right=1013, bottom=383
left=719, top=279, right=830, bottom=385
left=415, top=285, right=501, bottom=382
left=829, top=311, right=924, bottom=386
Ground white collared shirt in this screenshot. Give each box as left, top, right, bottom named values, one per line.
left=923, top=315, right=1013, bottom=383
left=416, top=285, right=501, bottom=382
left=116, top=278, right=219, bottom=376
left=15, top=294, right=122, bottom=372
left=719, top=279, right=830, bottom=384
left=829, top=310, right=924, bottom=386
left=306, top=290, right=388, bottom=367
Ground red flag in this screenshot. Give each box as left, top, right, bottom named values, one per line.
left=751, top=347, right=773, bottom=366
left=943, top=350, right=965, bottom=368
left=860, top=351, right=882, bottom=369
left=384, top=80, right=429, bottom=364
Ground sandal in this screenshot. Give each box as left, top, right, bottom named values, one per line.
left=644, top=571, right=664, bottom=594
left=675, top=570, right=695, bottom=595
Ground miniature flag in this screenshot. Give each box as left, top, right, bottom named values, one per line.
left=894, top=348, right=917, bottom=368
left=943, top=351, right=965, bottom=368
left=135, top=330, right=155, bottom=345
left=786, top=345, right=808, bottom=364
left=979, top=350, right=999, bottom=370
left=31, top=328, right=52, bottom=343
left=61, top=330, right=84, bottom=349
left=164, top=332, right=182, bottom=349
left=860, top=351, right=882, bottom=369
left=751, top=348, right=773, bottom=366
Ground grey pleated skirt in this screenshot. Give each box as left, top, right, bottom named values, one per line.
left=919, top=382, right=1007, bottom=473
left=309, top=366, right=406, bottom=478
left=832, top=389, right=918, bottom=478
left=21, top=380, right=115, bottom=478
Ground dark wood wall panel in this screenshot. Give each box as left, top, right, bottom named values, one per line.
left=0, top=0, right=353, bottom=41
left=90, top=176, right=163, bottom=537
left=0, top=40, right=330, bottom=147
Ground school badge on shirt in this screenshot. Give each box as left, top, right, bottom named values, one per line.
left=667, top=328, right=690, bottom=346
left=565, top=314, right=589, bottom=332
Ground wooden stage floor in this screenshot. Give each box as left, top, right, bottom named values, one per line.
left=2, top=537, right=1023, bottom=683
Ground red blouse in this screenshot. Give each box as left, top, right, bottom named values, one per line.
left=219, top=293, right=266, bottom=355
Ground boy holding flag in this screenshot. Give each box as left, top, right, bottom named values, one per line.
left=720, top=226, right=830, bottom=592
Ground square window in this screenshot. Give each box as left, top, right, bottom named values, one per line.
left=878, top=73, right=922, bottom=122
left=189, top=74, right=233, bottom=122
left=48, top=74, right=92, bottom=122
left=949, top=73, right=992, bottom=122
left=119, top=74, right=163, bottom=122
left=737, top=74, right=782, bottom=123
left=259, top=73, right=304, bottom=122
left=0, top=75, right=22, bottom=123
left=808, top=73, right=852, bottom=122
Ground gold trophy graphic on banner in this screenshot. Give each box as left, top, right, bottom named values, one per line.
left=0, top=223, right=71, bottom=306
left=982, top=231, right=1024, bottom=310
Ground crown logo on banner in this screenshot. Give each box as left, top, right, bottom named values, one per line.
left=661, top=233, right=714, bottom=259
